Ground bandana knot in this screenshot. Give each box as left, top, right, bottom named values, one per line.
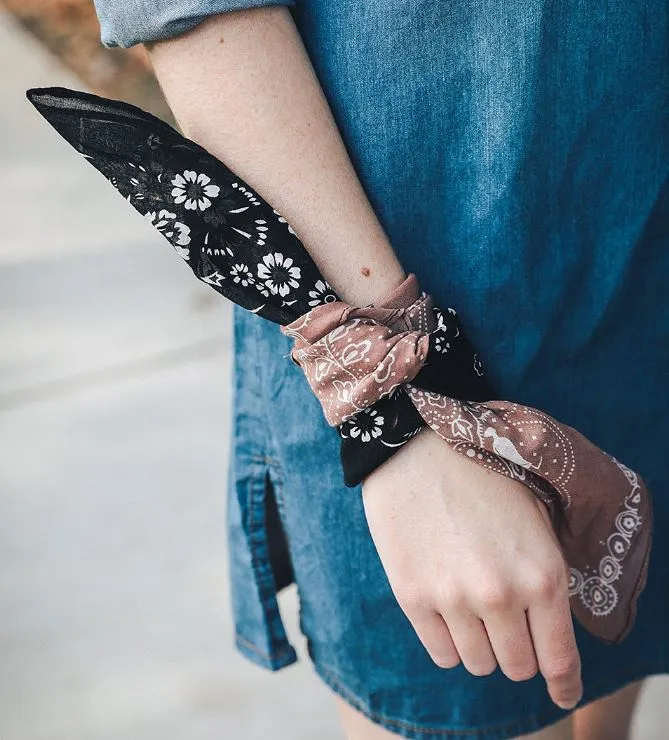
left=282, top=290, right=436, bottom=426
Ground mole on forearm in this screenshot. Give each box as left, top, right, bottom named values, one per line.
left=360, top=266, right=371, bottom=277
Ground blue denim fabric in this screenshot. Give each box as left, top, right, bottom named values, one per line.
left=93, top=0, right=294, bottom=48
left=95, top=1, right=669, bottom=737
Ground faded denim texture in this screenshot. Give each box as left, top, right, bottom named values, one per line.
left=96, top=1, right=669, bottom=737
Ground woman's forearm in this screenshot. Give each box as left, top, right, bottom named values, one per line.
left=146, top=6, right=405, bottom=306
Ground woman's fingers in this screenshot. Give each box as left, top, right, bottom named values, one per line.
left=406, top=609, right=461, bottom=668
left=527, top=591, right=582, bottom=709
left=481, top=608, right=539, bottom=682
left=442, top=611, right=498, bottom=676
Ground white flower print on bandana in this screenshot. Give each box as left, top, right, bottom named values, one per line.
left=145, top=209, right=191, bottom=260
left=308, top=279, right=338, bottom=307
left=230, top=263, right=255, bottom=287
left=348, top=408, right=385, bottom=442
left=171, top=170, right=220, bottom=211
left=257, top=252, right=301, bottom=297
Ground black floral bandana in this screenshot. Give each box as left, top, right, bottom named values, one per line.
left=24, top=88, right=655, bottom=644
left=26, top=87, right=493, bottom=486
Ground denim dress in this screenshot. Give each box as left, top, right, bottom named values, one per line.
left=95, top=1, right=669, bottom=737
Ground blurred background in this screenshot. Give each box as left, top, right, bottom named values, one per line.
left=0, top=3, right=338, bottom=738
left=0, top=3, right=666, bottom=739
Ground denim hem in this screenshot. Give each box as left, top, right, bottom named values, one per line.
left=309, top=658, right=669, bottom=739
left=234, top=630, right=298, bottom=672
left=97, top=0, right=296, bottom=49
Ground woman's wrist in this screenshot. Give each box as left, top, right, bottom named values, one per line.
left=342, top=262, right=407, bottom=306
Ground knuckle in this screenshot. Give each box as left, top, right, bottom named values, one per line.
left=440, top=584, right=467, bottom=612
left=544, top=655, right=581, bottom=683
left=475, top=580, right=513, bottom=611
left=524, top=564, right=566, bottom=600
left=396, top=582, right=429, bottom=614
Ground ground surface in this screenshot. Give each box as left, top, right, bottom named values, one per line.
left=0, top=11, right=667, bottom=740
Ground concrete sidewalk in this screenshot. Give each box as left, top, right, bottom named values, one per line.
left=0, top=11, right=666, bottom=740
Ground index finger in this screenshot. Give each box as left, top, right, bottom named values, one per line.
left=527, top=593, right=582, bottom=710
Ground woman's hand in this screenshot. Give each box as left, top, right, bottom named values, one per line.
left=362, top=426, right=583, bottom=710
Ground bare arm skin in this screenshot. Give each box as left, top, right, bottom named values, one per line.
left=146, top=7, right=583, bottom=710
left=147, top=7, right=404, bottom=306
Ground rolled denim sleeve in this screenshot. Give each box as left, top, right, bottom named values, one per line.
left=93, top=0, right=296, bottom=48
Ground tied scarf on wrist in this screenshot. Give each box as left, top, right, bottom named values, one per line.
left=26, top=87, right=652, bottom=645
left=24, top=86, right=491, bottom=487
left=282, top=273, right=653, bottom=643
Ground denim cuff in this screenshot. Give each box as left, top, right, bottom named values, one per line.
left=93, top=0, right=296, bottom=48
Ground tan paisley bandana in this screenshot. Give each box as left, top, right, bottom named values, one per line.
left=282, top=274, right=653, bottom=644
